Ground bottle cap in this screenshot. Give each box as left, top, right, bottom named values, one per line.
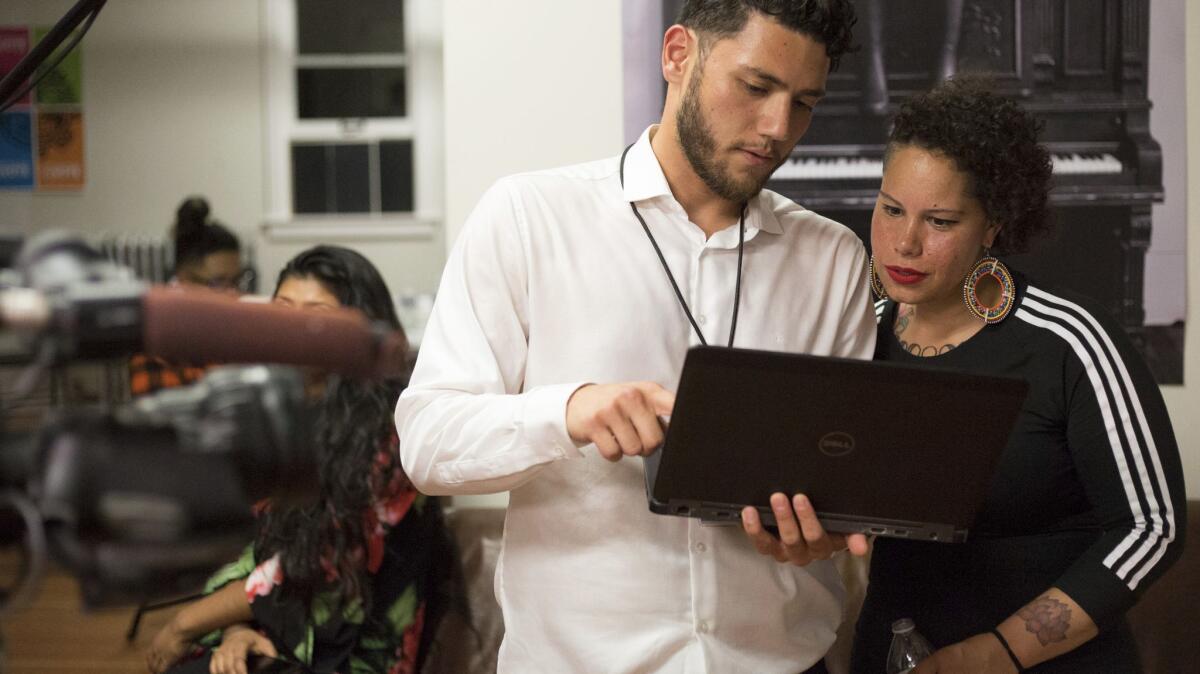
left=891, top=618, right=915, bottom=634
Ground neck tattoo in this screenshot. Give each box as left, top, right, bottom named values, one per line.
left=894, top=307, right=957, bottom=357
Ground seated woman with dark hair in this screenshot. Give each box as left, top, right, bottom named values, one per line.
left=847, top=79, right=1187, bottom=673
left=145, top=245, right=452, bottom=674
left=129, top=197, right=246, bottom=396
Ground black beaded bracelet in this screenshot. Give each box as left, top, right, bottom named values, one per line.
left=990, top=628, right=1027, bottom=673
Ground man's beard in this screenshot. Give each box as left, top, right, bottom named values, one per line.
left=675, top=69, right=776, bottom=205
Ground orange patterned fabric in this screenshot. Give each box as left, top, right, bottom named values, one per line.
left=128, top=354, right=208, bottom=397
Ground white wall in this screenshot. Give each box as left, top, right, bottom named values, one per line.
left=0, top=0, right=264, bottom=242
left=0, top=0, right=447, bottom=301
left=1161, top=1, right=1200, bottom=497
left=623, top=0, right=664, bottom=146
left=442, top=0, right=624, bottom=248
left=1145, top=0, right=1188, bottom=324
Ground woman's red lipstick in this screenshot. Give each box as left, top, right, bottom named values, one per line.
left=885, top=266, right=928, bottom=285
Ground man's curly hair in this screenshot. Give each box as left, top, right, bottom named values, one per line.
left=678, top=0, right=857, bottom=72
left=885, top=77, right=1053, bottom=254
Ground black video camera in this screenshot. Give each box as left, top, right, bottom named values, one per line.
left=0, top=233, right=319, bottom=615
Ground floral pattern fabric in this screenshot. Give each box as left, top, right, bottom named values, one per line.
left=194, top=445, right=441, bottom=674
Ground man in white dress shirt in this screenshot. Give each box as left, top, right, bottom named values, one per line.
left=396, top=1, right=873, bottom=672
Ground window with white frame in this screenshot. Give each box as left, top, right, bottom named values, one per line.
left=262, top=0, right=442, bottom=230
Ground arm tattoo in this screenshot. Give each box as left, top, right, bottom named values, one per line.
left=1018, top=596, right=1072, bottom=645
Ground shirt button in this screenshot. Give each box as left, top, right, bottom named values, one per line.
left=697, top=621, right=709, bottom=633
left=695, top=542, right=707, bottom=553
left=696, top=314, right=707, bottom=325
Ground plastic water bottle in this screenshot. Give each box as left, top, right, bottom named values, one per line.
left=886, top=618, right=934, bottom=674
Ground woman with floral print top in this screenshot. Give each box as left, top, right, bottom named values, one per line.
left=146, top=247, right=451, bottom=674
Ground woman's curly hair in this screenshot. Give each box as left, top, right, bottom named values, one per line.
left=885, top=76, right=1053, bottom=254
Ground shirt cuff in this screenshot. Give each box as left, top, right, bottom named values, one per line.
left=521, top=381, right=590, bottom=458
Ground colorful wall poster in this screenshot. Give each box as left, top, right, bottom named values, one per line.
left=0, top=25, right=87, bottom=190
left=33, top=26, right=82, bottom=105
left=36, top=111, right=83, bottom=188
left=0, top=111, right=35, bottom=188
left=0, top=27, right=31, bottom=107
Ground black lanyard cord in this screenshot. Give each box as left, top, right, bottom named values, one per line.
left=619, top=143, right=745, bottom=348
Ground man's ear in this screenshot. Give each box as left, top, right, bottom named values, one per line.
left=662, top=24, right=696, bottom=85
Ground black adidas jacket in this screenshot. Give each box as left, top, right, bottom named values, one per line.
left=853, top=273, right=1186, bottom=673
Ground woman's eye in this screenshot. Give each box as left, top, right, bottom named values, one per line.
left=930, top=217, right=958, bottom=228
left=743, top=82, right=768, bottom=95
left=882, top=205, right=902, bottom=216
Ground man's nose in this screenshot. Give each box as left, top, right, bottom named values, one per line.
left=757, top=94, right=792, bottom=142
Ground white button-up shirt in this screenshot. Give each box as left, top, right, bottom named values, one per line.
left=396, top=127, right=877, bottom=673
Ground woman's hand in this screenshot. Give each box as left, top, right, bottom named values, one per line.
left=145, top=618, right=193, bottom=674
left=209, top=623, right=278, bottom=674
left=912, top=633, right=1019, bottom=674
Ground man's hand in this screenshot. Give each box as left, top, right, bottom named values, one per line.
left=566, top=382, right=674, bottom=461
left=741, top=492, right=870, bottom=565
left=209, top=623, right=278, bottom=674
left=912, top=633, right=1020, bottom=674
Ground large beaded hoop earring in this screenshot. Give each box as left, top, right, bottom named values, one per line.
left=962, top=253, right=1015, bottom=324
left=868, top=255, right=888, bottom=300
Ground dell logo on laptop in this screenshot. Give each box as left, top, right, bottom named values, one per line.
left=818, top=432, right=855, bottom=457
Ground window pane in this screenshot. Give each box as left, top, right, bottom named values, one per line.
left=296, top=0, right=404, bottom=54
left=291, top=143, right=371, bottom=214
left=380, top=140, right=414, bottom=212
left=333, top=144, right=370, bottom=213
left=297, top=67, right=406, bottom=119
left=292, top=144, right=329, bottom=214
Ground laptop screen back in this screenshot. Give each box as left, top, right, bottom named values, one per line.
left=649, top=347, right=1028, bottom=535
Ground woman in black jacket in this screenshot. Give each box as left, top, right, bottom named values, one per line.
left=745, top=77, right=1186, bottom=673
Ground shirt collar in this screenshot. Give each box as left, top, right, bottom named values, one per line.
left=621, top=126, right=674, bottom=203
left=621, top=125, right=784, bottom=237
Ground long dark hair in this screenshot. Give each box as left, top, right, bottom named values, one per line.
left=255, top=246, right=407, bottom=605
left=172, top=196, right=239, bottom=271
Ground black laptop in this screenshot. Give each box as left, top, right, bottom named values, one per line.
left=644, top=346, right=1029, bottom=543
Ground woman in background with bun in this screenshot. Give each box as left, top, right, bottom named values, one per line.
left=170, top=196, right=244, bottom=292
left=128, top=196, right=245, bottom=396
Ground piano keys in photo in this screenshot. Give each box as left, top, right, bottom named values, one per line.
left=762, top=0, right=1171, bottom=379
